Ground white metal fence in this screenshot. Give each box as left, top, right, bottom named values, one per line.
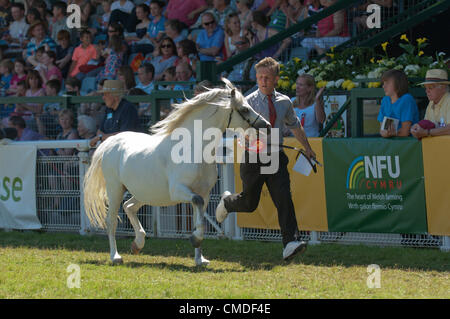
left=5, top=140, right=448, bottom=251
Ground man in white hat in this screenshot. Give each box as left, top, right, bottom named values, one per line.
left=89, top=79, right=139, bottom=147
left=411, top=69, right=450, bottom=139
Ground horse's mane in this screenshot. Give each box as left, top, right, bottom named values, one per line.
left=150, top=79, right=239, bottom=136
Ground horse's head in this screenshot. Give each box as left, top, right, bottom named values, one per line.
left=223, top=78, right=271, bottom=131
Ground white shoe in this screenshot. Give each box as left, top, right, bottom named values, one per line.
left=216, top=191, right=231, bottom=223
left=283, top=241, right=307, bottom=261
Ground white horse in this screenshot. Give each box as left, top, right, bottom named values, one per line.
left=83, top=79, right=270, bottom=265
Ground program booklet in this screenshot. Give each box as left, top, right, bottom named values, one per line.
left=381, top=116, right=399, bottom=132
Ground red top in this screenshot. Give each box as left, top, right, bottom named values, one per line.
left=318, top=12, right=349, bottom=37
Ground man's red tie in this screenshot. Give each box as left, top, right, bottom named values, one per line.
left=267, top=94, right=277, bottom=127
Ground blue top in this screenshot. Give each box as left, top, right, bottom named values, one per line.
left=377, top=93, right=419, bottom=129
left=147, top=16, right=166, bottom=39
left=196, top=26, right=225, bottom=62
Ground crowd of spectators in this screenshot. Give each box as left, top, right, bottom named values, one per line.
left=0, top=0, right=418, bottom=145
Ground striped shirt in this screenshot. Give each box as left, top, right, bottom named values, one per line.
left=25, top=36, right=57, bottom=58
left=246, top=89, right=301, bottom=144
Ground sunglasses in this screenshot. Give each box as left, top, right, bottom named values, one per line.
left=161, top=44, right=172, bottom=48
left=203, top=21, right=215, bottom=26
left=234, top=41, right=248, bottom=45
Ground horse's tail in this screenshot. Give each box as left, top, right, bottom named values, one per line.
left=84, top=143, right=108, bottom=229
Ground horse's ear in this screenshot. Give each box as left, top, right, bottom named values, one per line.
left=231, top=89, right=236, bottom=99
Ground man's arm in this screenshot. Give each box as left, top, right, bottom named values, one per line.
left=411, top=124, right=450, bottom=139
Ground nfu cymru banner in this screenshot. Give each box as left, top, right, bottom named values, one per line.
left=323, top=138, right=427, bottom=234
left=0, top=144, right=41, bottom=229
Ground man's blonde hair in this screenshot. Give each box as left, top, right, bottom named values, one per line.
left=255, top=57, right=280, bottom=76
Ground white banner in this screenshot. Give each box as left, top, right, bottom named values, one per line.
left=0, top=144, right=41, bottom=229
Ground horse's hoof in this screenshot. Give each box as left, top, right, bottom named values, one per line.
left=131, top=241, right=142, bottom=255
left=111, top=257, right=123, bottom=265
left=190, top=235, right=202, bottom=248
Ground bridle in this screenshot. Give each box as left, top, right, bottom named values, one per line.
left=226, top=107, right=263, bottom=129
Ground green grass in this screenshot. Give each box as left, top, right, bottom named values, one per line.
left=0, top=230, right=448, bottom=299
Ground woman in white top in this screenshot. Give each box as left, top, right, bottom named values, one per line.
left=292, top=74, right=326, bottom=137
left=224, top=12, right=243, bottom=58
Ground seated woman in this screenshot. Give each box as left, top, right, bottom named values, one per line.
left=377, top=69, right=419, bottom=138
left=151, top=37, right=179, bottom=81
left=55, top=109, right=79, bottom=156
left=96, top=35, right=124, bottom=82
left=38, top=50, right=63, bottom=85
left=301, top=0, right=350, bottom=56
left=127, top=4, right=153, bottom=55
left=224, top=12, right=243, bottom=59
left=292, top=74, right=326, bottom=137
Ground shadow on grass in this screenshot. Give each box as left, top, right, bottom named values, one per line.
left=0, top=230, right=448, bottom=273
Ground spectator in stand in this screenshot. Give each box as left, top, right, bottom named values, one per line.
left=152, top=36, right=179, bottom=81
left=55, top=109, right=79, bottom=156
left=248, top=10, right=291, bottom=60
left=165, top=0, right=208, bottom=28
left=196, top=12, right=225, bottom=62
left=97, top=0, right=112, bottom=34
left=50, top=1, right=76, bottom=45
left=224, top=12, right=243, bottom=58
left=7, top=59, right=27, bottom=95
left=77, top=114, right=97, bottom=155
left=96, top=35, right=124, bottom=82
left=25, top=8, right=41, bottom=26
left=1, top=2, right=28, bottom=58
left=89, top=79, right=140, bottom=147
left=301, top=0, right=350, bottom=56
left=0, top=0, right=13, bottom=30
left=55, top=30, right=74, bottom=79
left=146, top=1, right=166, bottom=49
left=236, top=0, right=253, bottom=31
left=34, top=0, right=52, bottom=25
left=41, top=79, right=62, bottom=138
left=212, top=0, right=235, bottom=28
left=127, top=4, right=152, bottom=54
left=174, top=62, right=195, bottom=89
left=0, top=59, right=13, bottom=92
left=165, top=19, right=188, bottom=44
left=267, top=0, right=289, bottom=32
left=292, top=74, right=325, bottom=137
left=284, top=0, right=309, bottom=27
left=283, top=0, right=309, bottom=45
left=109, top=0, right=137, bottom=33
left=7, top=115, right=45, bottom=141
left=117, top=65, right=136, bottom=91
left=24, top=21, right=57, bottom=60
left=377, top=69, right=419, bottom=138
left=69, top=30, right=97, bottom=78
left=77, top=114, right=97, bottom=140
left=22, top=70, right=45, bottom=133
left=175, top=39, right=198, bottom=69
left=65, top=76, right=82, bottom=96
left=411, top=69, right=450, bottom=139
left=225, top=36, right=257, bottom=84
left=38, top=50, right=63, bottom=85
left=136, top=63, right=155, bottom=94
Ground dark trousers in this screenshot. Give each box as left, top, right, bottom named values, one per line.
left=224, top=151, right=299, bottom=247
